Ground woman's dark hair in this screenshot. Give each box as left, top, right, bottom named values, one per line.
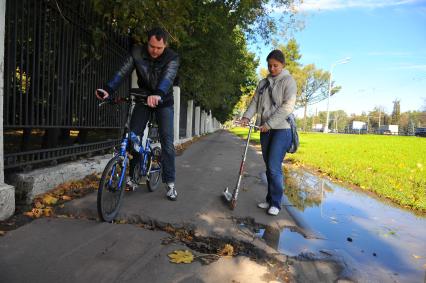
left=147, top=27, right=168, bottom=44
left=266, top=49, right=285, bottom=64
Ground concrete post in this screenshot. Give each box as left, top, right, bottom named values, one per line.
left=194, top=106, right=200, bottom=136
left=208, top=111, right=212, bottom=133
left=204, top=111, right=209, bottom=133
left=173, top=86, right=180, bottom=143
left=186, top=100, right=193, bottom=138
left=0, top=0, right=15, bottom=220
left=200, top=111, right=206, bottom=135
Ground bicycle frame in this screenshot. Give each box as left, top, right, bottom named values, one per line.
left=107, top=95, right=161, bottom=189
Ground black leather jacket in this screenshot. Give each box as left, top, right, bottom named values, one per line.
left=105, top=44, right=179, bottom=107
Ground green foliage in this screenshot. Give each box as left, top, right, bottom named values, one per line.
left=229, top=128, right=426, bottom=212
left=89, top=0, right=300, bottom=122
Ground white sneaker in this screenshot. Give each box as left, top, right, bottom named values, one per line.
left=166, top=183, right=177, bottom=201
left=126, top=177, right=137, bottom=191
left=267, top=206, right=280, bottom=216
left=257, top=202, right=269, bottom=209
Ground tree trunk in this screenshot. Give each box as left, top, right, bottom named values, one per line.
left=303, top=103, right=308, bottom=132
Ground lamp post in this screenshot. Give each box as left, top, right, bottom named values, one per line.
left=323, top=57, right=351, bottom=133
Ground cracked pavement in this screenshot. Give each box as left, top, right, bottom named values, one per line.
left=0, top=130, right=345, bottom=282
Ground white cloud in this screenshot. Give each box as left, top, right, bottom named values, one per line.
left=367, top=51, right=412, bottom=56
left=388, top=64, right=426, bottom=70
left=294, top=0, right=423, bottom=12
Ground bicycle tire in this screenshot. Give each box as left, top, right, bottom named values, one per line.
left=97, top=155, right=126, bottom=222
left=147, top=146, right=162, bottom=192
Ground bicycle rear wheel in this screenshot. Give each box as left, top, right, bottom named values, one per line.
left=97, top=155, right=126, bottom=222
left=147, top=146, right=162, bottom=192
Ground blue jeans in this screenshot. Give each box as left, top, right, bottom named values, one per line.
left=260, top=129, right=293, bottom=209
left=130, top=104, right=175, bottom=184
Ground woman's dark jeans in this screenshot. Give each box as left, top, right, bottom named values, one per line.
left=129, top=103, right=175, bottom=184
left=260, top=128, right=293, bottom=209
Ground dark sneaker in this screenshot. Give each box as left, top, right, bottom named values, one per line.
left=166, top=183, right=177, bottom=201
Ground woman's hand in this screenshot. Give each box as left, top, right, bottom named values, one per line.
left=239, top=117, right=250, bottom=126
left=259, top=124, right=269, bottom=132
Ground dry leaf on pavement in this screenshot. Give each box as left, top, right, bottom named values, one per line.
left=168, top=250, right=194, bottom=264
left=24, top=208, right=43, bottom=218
left=42, top=195, right=58, bottom=206
left=218, top=244, right=234, bottom=256
left=34, top=202, right=44, bottom=209
left=61, top=195, right=72, bottom=201
left=43, top=207, right=53, bottom=217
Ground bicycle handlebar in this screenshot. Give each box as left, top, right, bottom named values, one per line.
left=98, top=93, right=163, bottom=107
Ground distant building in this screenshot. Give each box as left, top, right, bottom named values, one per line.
left=350, top=121, right=367, bottom=134
left=378, top=125, right=399, bottom=135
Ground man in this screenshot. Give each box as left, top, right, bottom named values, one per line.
left=95, top=27, right=179, bottom=201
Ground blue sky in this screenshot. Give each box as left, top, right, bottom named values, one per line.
left=251, top=0, right=426, bottom=116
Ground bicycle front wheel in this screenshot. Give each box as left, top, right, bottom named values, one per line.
left=97, top=155, right=127, bottom=222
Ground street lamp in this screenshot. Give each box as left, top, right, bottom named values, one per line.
left=323, top=57, right=351, bottom=133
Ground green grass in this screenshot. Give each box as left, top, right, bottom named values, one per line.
left=229, top=128, right=426, bottom=212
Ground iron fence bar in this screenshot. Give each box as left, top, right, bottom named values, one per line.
left=24, top=0, right=30, bottom=126
left=18, top=1, right=24, bottom=126
left=4, top=139, right=120, bottom=169
left=12, top=0, right=18, bottom=127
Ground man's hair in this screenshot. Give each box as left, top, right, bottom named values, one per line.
left=266, top=49, right=285, bottom=64
left=147, top=27, right=168, bottom=45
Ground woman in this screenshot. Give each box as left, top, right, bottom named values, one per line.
left=240, top=49, right=296, bottom=216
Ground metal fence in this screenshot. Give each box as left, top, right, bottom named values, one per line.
left=4, top=0, right=130, bottom=170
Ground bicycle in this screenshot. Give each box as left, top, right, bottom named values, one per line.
left=97, top=88, right=162, bottom=222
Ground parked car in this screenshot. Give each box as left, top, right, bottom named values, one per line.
left=414, top=127, right=426, bottom=137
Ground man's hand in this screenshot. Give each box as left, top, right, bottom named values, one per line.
left=147, top=95, right=162, bottom=108
left=239, top=117, right=250, bottom=126
left=95, top=89, right=109, bottom=100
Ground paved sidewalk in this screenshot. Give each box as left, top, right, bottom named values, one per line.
left=0, top=130, right=344, bottom=283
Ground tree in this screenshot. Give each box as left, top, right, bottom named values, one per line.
left=296, top=64, right=337, bottom=131
left=90, top=0, right=301, bottom=121
left=391, top=99, right=401, bottom=124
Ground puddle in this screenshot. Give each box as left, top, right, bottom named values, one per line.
left=258, top=168, right=426, bottom=282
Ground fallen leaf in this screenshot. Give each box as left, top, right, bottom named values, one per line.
left=24, top=208, right=43, bottom=218
left=61, top=195, right=72, bottom=201
left=0, top=231, right=5, bottom=236
left=42, top=195, right=58, bottom=206
left=168, top=250, right=194, bottom=264
left=43, top=207, right=53, bottom=217
left=218, top=244, right=234, bottom=256
left=412, top=254, right=422, bottom=259
left=34, top=202, right=44, bottom=209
